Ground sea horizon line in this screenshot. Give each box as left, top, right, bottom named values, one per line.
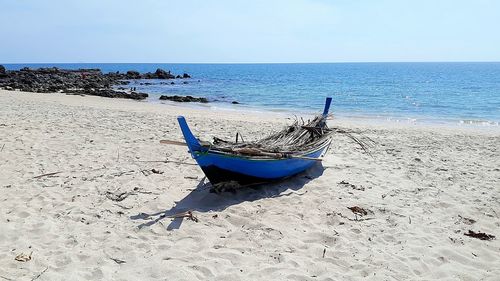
left=2, top=61, right=500, bottom=65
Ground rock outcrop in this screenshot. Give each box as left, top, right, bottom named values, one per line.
left=0, top=67, right=191, bottom=100
left=0, top=65, right=6, bottom=77
left=159, top=95, right=208, bottom=103
left=65, top=89, right=148, bottom=100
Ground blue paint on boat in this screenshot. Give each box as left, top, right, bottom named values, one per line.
left=177, top=116, right=207, bottom=155
left=323, top=97, right=332, bottom=117
left=177, top=97, right=333, bottom=185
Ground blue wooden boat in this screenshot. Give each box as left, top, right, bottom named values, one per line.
left=177, top=97, right=333, bottom=188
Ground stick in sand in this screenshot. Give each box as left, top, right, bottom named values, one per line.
left=33, top=172, right=62, bottom=179
left=159, top=140, right=187, bottom=146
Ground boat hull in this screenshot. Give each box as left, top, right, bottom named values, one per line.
left=176, top=97, right=333, bottom=187
left=193, top=145, right=328, bottom=185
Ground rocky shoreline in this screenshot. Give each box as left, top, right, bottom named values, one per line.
left=0, top=65, right=191, bottom=100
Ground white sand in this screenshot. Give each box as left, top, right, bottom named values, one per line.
left=0, top=90, right=499, bottom=280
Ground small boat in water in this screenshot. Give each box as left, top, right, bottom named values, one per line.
left=177, top=97, right=333, bottom=191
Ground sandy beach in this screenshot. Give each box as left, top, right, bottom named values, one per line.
left=0, top=89, right=499, bottom=280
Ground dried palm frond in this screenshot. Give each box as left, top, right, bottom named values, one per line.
left=209, top=113, right=373, bottom=158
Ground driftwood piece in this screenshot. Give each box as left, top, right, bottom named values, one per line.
left=166, top=210, right=199, bottom=222
left=348, top=206, right=368, bottom=216
left=464, top=230, right=495, bottom=241
left=31, top=267, right=48, bottom=281
left=457, top=215, right=476, bottom=225
left=141, top=169, right=164, bottom=176
left=136, top=160, right=198, bottom=166
left=110, top=257, right=126, bottom=264
left=159, top=140, right=187, bottom=146
left=33, top=172, right=62, bottom=179
left=160, top=139, right=211, bottom=147
left=233, top=147, right=283, bottom=158
left=105, top=191, right=133, bottom=202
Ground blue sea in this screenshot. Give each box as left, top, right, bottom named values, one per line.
left=4, top=63, right=500, bottom=126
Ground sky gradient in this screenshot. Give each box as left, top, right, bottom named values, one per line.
left=0, top=0, right=499, bottom=63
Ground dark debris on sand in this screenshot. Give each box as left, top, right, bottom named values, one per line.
left=348, top=206, right=369, bottom=216
left=464, top=230, right=495, bottom=241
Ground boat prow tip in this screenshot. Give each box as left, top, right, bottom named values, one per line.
left=177, top=116, right=203, bottom=154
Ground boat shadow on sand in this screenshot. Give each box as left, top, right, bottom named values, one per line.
left=130, top=163, right=325, bottom=231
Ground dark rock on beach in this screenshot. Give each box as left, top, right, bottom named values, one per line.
left=159, top=95, right=208, bottom=103
left=125, top=70, right=141, bottom=79
left=0, top=66, right=191, bottom=100
left=65, top=89, right=148, bottom=100
left=141, top=68, right=177, bottom=79
left=130, top=92, right=149, bottom=100
left=154, top=68, right=175, bottom=79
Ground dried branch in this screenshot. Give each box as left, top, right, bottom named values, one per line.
left=31, top=267, right=48, bottom=281
left=33, top=172, right=62, bottom=179
left=212, top=114, right=333, bottom=156
left=207, top=113, right=373, bottom=158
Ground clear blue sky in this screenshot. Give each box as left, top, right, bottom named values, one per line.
left=0, top=0, right=499, bottom=63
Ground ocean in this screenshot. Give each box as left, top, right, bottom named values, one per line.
left=4, top=62, right=500, bottom=126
